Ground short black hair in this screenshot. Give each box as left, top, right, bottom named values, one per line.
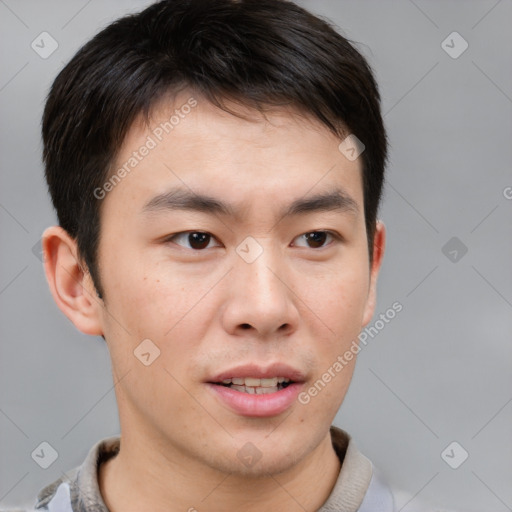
left=42, top=0, right=388, bottom=300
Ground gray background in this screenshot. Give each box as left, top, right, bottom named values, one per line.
left=1, top=1, right=511, bottom=510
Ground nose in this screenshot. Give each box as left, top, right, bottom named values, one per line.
left=220, top=240, right=300, bottom=339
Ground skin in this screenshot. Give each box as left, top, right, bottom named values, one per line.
left=42, top=90, right=385, bottom=512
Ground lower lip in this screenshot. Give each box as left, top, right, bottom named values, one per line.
left=207, top=383, right=303, bottom=417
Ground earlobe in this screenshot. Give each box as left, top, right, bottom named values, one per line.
left=42, top=226, right=104, bottom=336
left=361, top=220, right=386, bottom=327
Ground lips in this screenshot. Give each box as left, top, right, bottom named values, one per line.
left=208, top=363, right=306, bottom=385
left=206, top=363, right=306, bottom=417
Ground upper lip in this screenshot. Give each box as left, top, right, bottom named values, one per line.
left=208, top=363, right=306, bottom=383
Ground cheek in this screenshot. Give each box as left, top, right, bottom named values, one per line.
left=103, top=250, right=184, bottom=330
left=101, top=266, right=209, bottom=418
left=294, top=259, right=368, bottom=409
left=296, top=357, right=356, bottom=430
left=300, top=261, right=370, bottom=338
left=112, top=264, right=218, bottom=370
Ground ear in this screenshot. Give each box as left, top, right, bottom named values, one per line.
left=361, top=220, right=386, bottom=327
left=41, top=226, right=104, bottom=336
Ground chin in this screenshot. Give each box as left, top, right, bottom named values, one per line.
left=202, top=428, right=319, bottom=478
left=212, top=449, right=305, bottom=478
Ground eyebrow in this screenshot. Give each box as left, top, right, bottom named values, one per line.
left=141, top=186, right=359, bottom=221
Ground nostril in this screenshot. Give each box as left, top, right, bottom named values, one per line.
left=241, top=323, right=251, bottom=330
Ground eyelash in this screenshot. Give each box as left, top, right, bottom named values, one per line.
left=165, top=230, right=341, bottom=251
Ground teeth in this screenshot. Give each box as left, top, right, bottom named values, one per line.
left=216, top=377, right=292, bottom=395
left=219, top=377, right=290, bottom=387
left=230, top=385, right=280, bottom=394
left=256, top=386, right=278, bottom=394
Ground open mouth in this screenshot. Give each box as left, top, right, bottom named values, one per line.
left=213, top=377, right=293, bottom=394
left=207, top=369, right=305, bottom=416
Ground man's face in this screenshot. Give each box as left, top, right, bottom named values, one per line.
left=94, top=91, right=383, bottom=475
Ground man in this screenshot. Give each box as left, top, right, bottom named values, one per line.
left=13, top=0, right=418, bottom=510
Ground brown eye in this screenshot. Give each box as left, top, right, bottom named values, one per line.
left=168, top=231, right=220, bottom=250
left=187, top=232, right=211, bottom=249
left=294, top=231, right=336, bottom=249
left=305, top=232, right=327, bottom=248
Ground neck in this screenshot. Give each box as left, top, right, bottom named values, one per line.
left=99, top=429, right=341, bottom=512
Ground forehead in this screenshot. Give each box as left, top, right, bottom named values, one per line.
left=105, top=91, right=364, bottom=217
left=127, top=91, right=346, bottom=154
